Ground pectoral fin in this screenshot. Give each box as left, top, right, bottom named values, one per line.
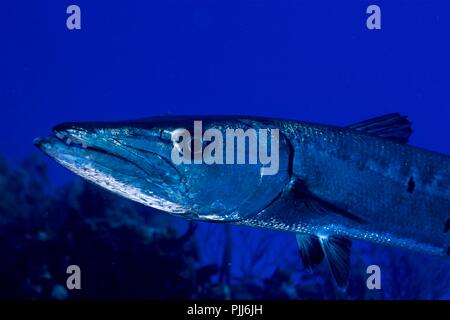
left=291, top=178, right=367, bottom=224
left=320, top=235, right=352, bottom=289
left=296, top=233, right=352, bottom=289
left=295, top=234, right=324, bottom=271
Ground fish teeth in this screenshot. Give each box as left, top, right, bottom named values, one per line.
left=55, top=131, right=88, bottom=148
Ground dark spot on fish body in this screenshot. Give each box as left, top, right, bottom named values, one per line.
left=447, top=247, right=450, bottom=256
left=445, top=218, right=450, bottom=233
left=407, top=176, right=415, bottom=193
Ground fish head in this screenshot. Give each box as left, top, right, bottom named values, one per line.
left=34, top=116, right=291, bottom=222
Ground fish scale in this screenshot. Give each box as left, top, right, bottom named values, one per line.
left=240, top=119, right=450, bottom=256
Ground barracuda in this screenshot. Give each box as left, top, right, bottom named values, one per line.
left=34, top=114, right=450, bottom=288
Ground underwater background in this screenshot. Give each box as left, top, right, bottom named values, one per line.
left=1, top=0, right=449, bottom=299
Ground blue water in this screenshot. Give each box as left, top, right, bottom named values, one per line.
left=1, top=1, right=449, bottom=299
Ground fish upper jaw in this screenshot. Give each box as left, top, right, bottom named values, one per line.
left=33, top=126, right=190, bottom=215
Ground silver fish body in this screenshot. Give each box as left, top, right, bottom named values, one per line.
left=240, top=119, right=450, bottom=257
left=34, top=114, right=450, bottom=287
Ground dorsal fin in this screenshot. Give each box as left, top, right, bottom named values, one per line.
left=347, top=113, right=412, bottom=143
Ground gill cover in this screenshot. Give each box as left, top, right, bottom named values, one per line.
left=170, top=120, right=291, bottom=221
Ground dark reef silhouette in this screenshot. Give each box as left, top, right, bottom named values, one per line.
left=0, top=153, right=448, bottom=299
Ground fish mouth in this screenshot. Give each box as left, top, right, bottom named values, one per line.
left=34, top=133, right=117, bottom=163
left=33, top=131, right=138, bottom=175
left=33, top=127, right=189, bottom=214
left=33, top=131, right=141, bottom=172
left=34, top=133, right=138, bottom=173
left=33, top=127, right=182, bottom=189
